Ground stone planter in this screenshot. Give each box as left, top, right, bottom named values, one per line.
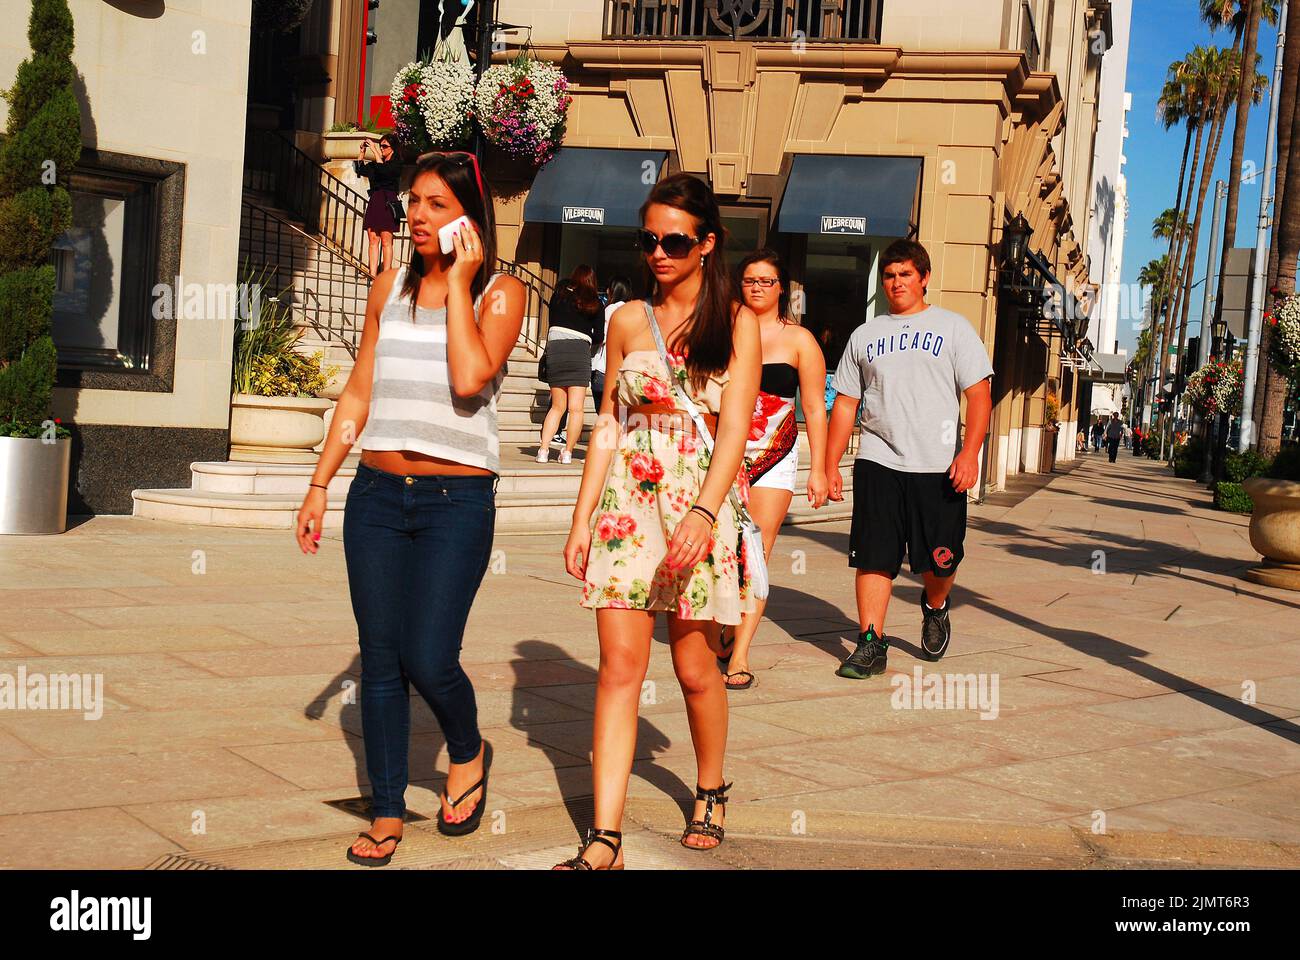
left=321, top=130, right=382, bottom=161
left=0, top=435, right=71, bottom=535
left=1243, top=477, right=1300, bottom=591
left=229, top=394, right=334, bottom=463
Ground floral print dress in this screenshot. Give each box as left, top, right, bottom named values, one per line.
left=579, top=339, right=758, bottom=625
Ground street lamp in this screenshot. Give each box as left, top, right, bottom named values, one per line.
left=1199, top=314, right=1229, bottom=486
left=1001, top=213, right=1032, bottom=273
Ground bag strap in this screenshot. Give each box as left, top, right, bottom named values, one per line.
left=643, top=300, right=752, bottom=524
left=644, top=301, right=715, bottom=454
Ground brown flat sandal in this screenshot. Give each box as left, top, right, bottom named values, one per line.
left=555, top=827, right=624, bottom=870
left=680, top=782, right=731, bottom=850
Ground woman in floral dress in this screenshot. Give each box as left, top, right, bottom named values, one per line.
left=556, top=174, right=761, bottom=869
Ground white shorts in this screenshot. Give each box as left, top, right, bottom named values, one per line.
left=750, top=443, right=798, bottom=492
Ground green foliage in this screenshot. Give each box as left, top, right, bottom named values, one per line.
left=1213, top=481, right=1254, bottom=513
left=1172, top=435, right=1205, bottom=478
left=0, top=333, right=55, bottom=425
left=0, top=0, right=79, bottom=437
left=0, top=265, right=53, bottom=361
left=231, top=261, right=335, bottom=398
left=0, top=84, right=81, bottom=196
left=247, top=350, right=334, bottom=399
left=1267, top=444, right=1300, bottom=481
left=1224, top=449, right=1273, bottom=483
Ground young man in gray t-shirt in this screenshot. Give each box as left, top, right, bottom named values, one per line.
left=823, top=239, right=994, bottom=678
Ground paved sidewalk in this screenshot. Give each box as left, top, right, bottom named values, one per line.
left=1, top=453, right=1298, bottom=869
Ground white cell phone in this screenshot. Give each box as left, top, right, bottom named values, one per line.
left=438, top=215, right=474, bottom=254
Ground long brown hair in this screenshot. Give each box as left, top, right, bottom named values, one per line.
left=557, top=263, right=602, bottom=314
left=638, top=173, right=734, bottom=389
left=400, top=152, right=497, bottom=318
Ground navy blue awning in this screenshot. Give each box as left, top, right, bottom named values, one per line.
left=775, top=155, right=922, bottom=237
left=522, top=148, right=667, bottom=228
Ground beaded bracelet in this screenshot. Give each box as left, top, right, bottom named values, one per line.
left=309, top=483, right=328, bottom=491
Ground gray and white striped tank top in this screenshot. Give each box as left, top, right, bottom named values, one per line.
left=357, top=266, right=506, bottom=473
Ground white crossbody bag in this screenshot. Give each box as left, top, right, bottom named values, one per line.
left=646, top=311, right=770, bottom=601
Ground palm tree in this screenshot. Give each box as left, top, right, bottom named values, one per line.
left=1173, top=48, right=1264, bottom=417
left=1153, top=70, right=1201, bottom=407
left=1259, top=13, right=1300, bottom=457
left=1203, top=2, right=1272, bottom=416
left=1138, top=255, right=1171, bottom=421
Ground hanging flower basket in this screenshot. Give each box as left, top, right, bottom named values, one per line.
left=389, top=53, right=475, bottom=155
left=473, top=55, right=571, bottom=166
left=1184, top=357, right=1243, bottom=417
left=1264, top=288, right=1300, bottom=376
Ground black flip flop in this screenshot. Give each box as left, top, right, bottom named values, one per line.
left=345, top=831, right=401, bottom=867
left=437, top=740, right=493, bottom=837
left=724, top=670, right=755, bottom=690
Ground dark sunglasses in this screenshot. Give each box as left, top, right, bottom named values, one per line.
left=637, top=228, right=704, bottom=259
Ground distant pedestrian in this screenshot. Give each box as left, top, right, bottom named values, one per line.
left=355, top=133, right=403, bottom=277
left=1076, top=428, right=1086, bottom=453
left=537, top=265, right=604, bottom=464
left=1122, top=422, right=1132, bottom=449
left=1091, top=418, right=1104, bottom=452
left=1105, top=412, right=1123, bottom=462
left=591, top=276, right=632, bottom=414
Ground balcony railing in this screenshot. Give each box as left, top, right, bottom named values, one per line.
left=603, top=0, right=883, bottom=42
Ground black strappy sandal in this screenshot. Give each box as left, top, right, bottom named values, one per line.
left=554, top=827, right=624, bottom=870
left=436, top=740, right=492, bottom=837
left=681, top=782, right=731, bottom=850
left=345, top=831, right=401, bottom=867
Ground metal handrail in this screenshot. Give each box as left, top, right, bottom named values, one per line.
left=603, top=0, right=883, bottom=41
left=241, top=198, right=370, bottom=357
left=244, top=129, right=381, bottom=275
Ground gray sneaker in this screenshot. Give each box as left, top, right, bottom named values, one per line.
left=836, top=627, right=888, bottom=679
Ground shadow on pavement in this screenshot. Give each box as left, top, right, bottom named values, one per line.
left=511, top=639, right=695, bottom=838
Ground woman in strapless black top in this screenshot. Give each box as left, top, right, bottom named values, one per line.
left=716, top=249, right=829, bottom=690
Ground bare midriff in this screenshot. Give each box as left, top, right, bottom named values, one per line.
left=360, top=449, right=493, bottom=477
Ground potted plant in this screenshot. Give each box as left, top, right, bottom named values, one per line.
left=0, top=0, right=80, bottom=535
left=321, top=116, right=384, bottom=161
left=1243, top=442, right=1300, bottom=590
left=229, top=265, right=337, bottom=463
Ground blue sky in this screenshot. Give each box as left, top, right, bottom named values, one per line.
left=1119, top=0, right=1282, bottom=354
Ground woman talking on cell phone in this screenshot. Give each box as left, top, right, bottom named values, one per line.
left=294, top=151, right=525, bottom=867
left=555, top=173, right=761, bottom=870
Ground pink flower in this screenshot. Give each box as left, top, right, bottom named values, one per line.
left=595, top=513, right=619, bottom=541
left=678, top=595, right=693, bottom=618
left=629, top=453, right=664, bottom=484
left=606, top=598, right=631, bottom=609
left=642, top=377, right=671, bottom=403
left=677, top=433, right=701, bottom=456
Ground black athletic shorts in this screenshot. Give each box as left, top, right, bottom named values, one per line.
left=848, top=458, right=967, bottom=579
